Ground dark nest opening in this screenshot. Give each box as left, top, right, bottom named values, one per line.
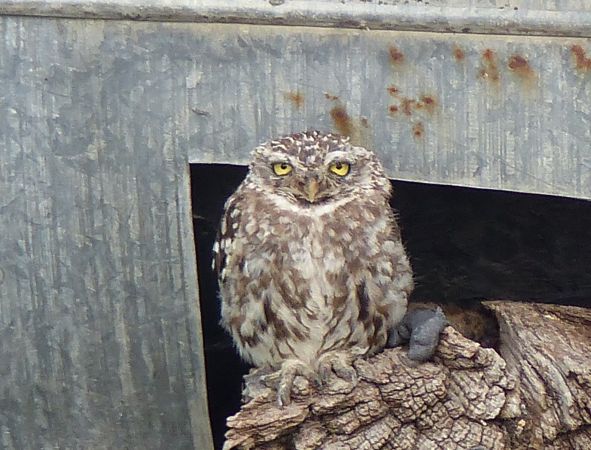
left=190, top=164, right=591, bottom=450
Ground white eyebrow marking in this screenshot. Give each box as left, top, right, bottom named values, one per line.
left=324, top=150, right=352, bottom=164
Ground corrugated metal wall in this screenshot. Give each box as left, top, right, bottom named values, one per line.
left=184, top=24, right=591, bottom=199
left=0, top=15, right=212, bottom=450
left=3, top=1, right=589, bottom=199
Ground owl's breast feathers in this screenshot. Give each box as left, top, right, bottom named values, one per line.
left=215, top=184, right=412, bottom=368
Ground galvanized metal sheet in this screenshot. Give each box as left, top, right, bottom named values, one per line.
left=2, top=4, right=590, bottom=448
left=3, top=0, right=591, bottom=38
left=2, top=16, right=589, bottom=200
left=0, top=5, right=590, bottom=448
left=0, top=16, right=212, bottom=449
left=185, top=25, right=591, bottom=198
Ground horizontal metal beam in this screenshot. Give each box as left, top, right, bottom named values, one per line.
left=3, top=16, right=590, bottom=200
left=2, top=0, right=591, bottom=38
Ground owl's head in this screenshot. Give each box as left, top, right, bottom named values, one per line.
left=247, top=131, right=391, bottom=205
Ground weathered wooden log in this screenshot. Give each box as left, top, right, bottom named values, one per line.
left=488, top=301, right=591, bottom=450
left=223, top=301, right=591, bottom=450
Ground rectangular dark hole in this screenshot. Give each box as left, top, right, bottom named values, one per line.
left=191, top=163, right=591, bottom=449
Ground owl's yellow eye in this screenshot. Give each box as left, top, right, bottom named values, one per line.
left=329, top=162, right=350, bottom=177
left=272, top=162, right=293, bottom=176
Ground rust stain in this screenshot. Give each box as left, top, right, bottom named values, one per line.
left=412, top=122, right=425, bottom=139
left=453, top=46, right=465, bottom=62
left=571, top=45, right=591, bottom=72
left=324, top=92, right=340, bottom=101
left=385, top=85, right=437, bottom=118
left=390, top=94, right=438, bottom=117
left=327, top=105, right=369, bottom=146
left=508, top=55, right=536, bottom=82
left=387, top=85, right=400, bottom=96
left=479, top=49, right=500, bottom=83
left=283, top=91, right=304, bottom=109
left=401, top=98, right=416, bottom=116
left=389, top=45, right=405, bottom=65
left=420, top=95, right=437, bottom=114
left=330, top=105, right=354, bottom=137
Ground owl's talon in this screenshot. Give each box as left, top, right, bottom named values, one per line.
left=317, top=350, right=359, bottom=386
left=334, top=365, right=357, bottom=383
left=259, top=370, right=280, bottom=389
left=318, top=365, right=331, bottom=386
left=277, top=376, right=294, bottom=407
left=275, top=359, right=315, bottom=406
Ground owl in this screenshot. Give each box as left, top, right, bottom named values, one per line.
left=213, top=131, right=414, bottom=405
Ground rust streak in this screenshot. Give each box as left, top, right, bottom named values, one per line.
left=389, top=45, right=405, bottom=65
left=479, top=49, right=500, bottom=83
left=483, top=49, right=495, bottom=61
left=401, top=98, right=415, bottom=116
left=571, top=45, right=591, bottom=72
left=387, top=85, right=400, bottom=96
left=508, top=55, right=536, bottom=81
left=388, top=105, right=399, bottom=115
left=330, top=105, right=354, bottom=137
left=412, top=122, right=425, bottom=139
left=283, top=91, right=304, bottom=109
left=453, top=45, right=465, bottom=62
left=420, top=95, right=437, bottom=114
left=324, top=92, right=340, bottom=101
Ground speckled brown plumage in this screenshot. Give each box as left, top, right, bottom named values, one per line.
left=213, top=131, right=413, bottom=403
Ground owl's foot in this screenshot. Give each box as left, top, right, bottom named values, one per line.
left=388, top=306, right=448, bottom=363
left=266, top=359, right=316, bottom=407
left=317, top=347, right=365, bottom=386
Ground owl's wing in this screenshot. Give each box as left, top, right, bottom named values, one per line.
left=212, top=194, right=241, bottom=281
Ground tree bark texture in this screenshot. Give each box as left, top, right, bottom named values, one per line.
left=224, top=301, right=591, bottom=450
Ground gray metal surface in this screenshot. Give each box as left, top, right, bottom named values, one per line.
left=1, top=1, right=590, bottom=448
left=0, top=16, right=212, bottom=449
left=185, top=25, right=591, bottom=199
left=2, top=0, right=591, bottom=38
left=0, top=5, right=589, bottom=202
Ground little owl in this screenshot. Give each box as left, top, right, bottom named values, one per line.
left=214, top=130, right=414, bottom=405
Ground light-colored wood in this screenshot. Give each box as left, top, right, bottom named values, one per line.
left=224, top=302, right=591, bottom=449
left=488, top=301, right=591, bottom=449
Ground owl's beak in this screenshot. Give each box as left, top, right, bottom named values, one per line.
left=305, top=179, right=320, bottom=203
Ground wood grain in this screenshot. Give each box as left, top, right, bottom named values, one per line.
left=225, top=302, right=591, bottom=449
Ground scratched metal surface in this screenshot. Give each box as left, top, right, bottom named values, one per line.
left=2, top=17, right=584, bottom=198
left=3, top=14, right=585, bottom=199
left=3, top=0, right=591, bottom=38
left=0, top=16, right=212, bottom=450
left=5, top=0, right=591, bottom=10
left=183, top=25, right=591, bottom=199
left=1, top=6, right=591, bottom=450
